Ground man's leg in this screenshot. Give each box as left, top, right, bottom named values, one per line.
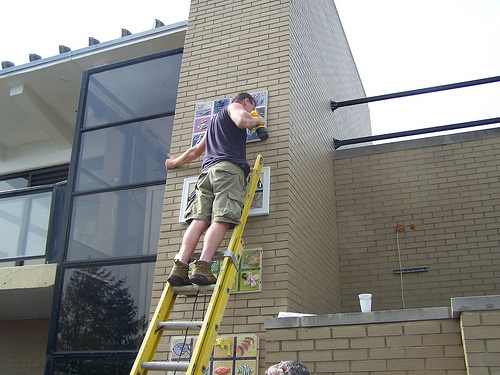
left=191, top=221, right=231, bottom=285
left=176, top=219, right=210, bottom=263
left=168, top=219, right=209, bottom=286
left=199, top=221, right=231, bottom=262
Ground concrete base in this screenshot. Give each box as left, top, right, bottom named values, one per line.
left=0, top=264, right=57, bottom=320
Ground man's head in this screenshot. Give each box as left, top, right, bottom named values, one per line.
left=232, top=92, right=256, bottom=112
left=265, top=361, right=310, bottom=375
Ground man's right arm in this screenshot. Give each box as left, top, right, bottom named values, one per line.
left=165, top=135, right=206, bottom=170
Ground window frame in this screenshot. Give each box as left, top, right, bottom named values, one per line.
left=45, top=48, right=183, bottom=373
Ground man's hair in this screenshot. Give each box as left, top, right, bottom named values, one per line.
left=232, top=92, right=256, bottom=106
left=265, top=361, right=310, bottom=375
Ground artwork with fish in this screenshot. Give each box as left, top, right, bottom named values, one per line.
left=243, top=250, right=260, bottom=267
left=236, top=336, right=255, bottom=357
left=215, top=337, right=233, bottom=357
left=236, top=364, right=254, bottom=375
left=172, top=341, right=192, bottom=357
left=215, top=366, right=232, bottom=374
left=170, top=335, right=258, bottom=374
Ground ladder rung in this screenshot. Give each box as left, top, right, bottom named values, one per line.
left=191, top=251, right=225, bottom=261
left=171, top=284, right=216, bottom=295
left=191, top=250, right=239, bottom=267
left=141, top=361, right=189, bottom=372
left=156, top=321, right=203, bottom=331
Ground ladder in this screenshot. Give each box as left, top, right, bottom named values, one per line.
left=130, top=154, right=265, bottom=375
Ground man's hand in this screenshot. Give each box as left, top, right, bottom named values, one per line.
left=228, top=102, right=265, bottom=129
left=165, top=153, right=176, bottom=169
left=165, top=135, right=206, bottom=170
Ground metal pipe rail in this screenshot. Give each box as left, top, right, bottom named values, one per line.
left=330, top=75, right=500, bottom=111
left=331, top=75, right=500, bottom=149
left=333, top=116, right=500, bottom=150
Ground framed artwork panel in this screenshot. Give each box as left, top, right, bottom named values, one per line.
left=178, top=167, right=270, bottom=222
left=169, top=334, right=258, bottom=375
left=191, top=91, right=268, bottom=146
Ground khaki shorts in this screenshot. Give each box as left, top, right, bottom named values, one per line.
left=184, top=162, right=247, bottom=226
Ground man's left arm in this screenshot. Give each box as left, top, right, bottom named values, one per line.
left=228, top=103, right=265, bottom=129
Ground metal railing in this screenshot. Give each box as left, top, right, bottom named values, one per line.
left=331, top=75, right=500, bottom=149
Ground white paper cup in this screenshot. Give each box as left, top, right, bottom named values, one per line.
left=358, top=293, right=372, bottom=312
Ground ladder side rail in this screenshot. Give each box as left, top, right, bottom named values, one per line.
left=186, top=155, right=264, bottom=375
left=225, top=155, right=264, bottom=252
left=129, top=284, right=177, bottom=375
left=186, top=239, right=245, bottom=374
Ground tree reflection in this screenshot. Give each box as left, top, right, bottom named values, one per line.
left=52, top=358, right=134, bottom=375
left=55, top=266, right=146, bottom=373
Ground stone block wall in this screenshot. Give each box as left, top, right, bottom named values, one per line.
left=265, top=308, right=467, bottom=374
left=265, top=311, right=468, bottom=374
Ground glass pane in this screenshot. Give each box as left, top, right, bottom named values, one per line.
left=0, top=261, right=16, bottom=268
left=0, top=177, right=28, bottom=192
left=83, top=53, right=182, bottom=128
left=0, top=197, right=22, bottom=259
left=0, top=191, right=51, bottom=260
left=52, top=357, right=134, bottom=375
left=25, top=193, right=52, bottom=256
left=67, top=185, right=164, bottom=261
left=55, top=262, right=154, bottom=352
left=23, top=258, right=45, bottom=265
left=75, top=116, right=173, bottom=192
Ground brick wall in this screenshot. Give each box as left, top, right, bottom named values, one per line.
left=153, top=0, right=370, bottom=369
left=0, top=319, right=49, bottom=374
left=265, top=309, right=467, bottom=374
left=287, top=0, right=370, bottom=314
left=149, top=0, right=500, bottom=371
left=265, top=297, right=500, bottom=374
left=334, top=131, right=500, bottom=312
left=461, top=311, right=500, bottom=375
left=153, top=0, right=293, bottom=363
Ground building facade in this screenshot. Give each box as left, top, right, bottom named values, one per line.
left=0, top=1, right=498, bottom=374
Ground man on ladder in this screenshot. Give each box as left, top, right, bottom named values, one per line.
left=165, top=92, right=267, bottom=286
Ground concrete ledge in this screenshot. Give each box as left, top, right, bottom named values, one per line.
left=0, top=264, right=57, bottom=320
left=451, top=295, right=500, bottom=319
left=265, top=307, right=451, bottom=330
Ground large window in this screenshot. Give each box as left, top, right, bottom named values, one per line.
left=75, top=117, right=173, bottom=192
left=67, top=185, right=164, bottom=261
left=47, top=49, right=182, bottom=374
left=55, top=262, right=155, bottom=352
left=83, top=53, right=182, bottom=128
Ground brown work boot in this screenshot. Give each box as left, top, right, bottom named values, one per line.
left=190, top=260, right=217, bottom=285
left=167, top=260, right=192, bottom=286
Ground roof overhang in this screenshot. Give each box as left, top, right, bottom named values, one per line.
left=0, top=21, right=186, bottom=175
